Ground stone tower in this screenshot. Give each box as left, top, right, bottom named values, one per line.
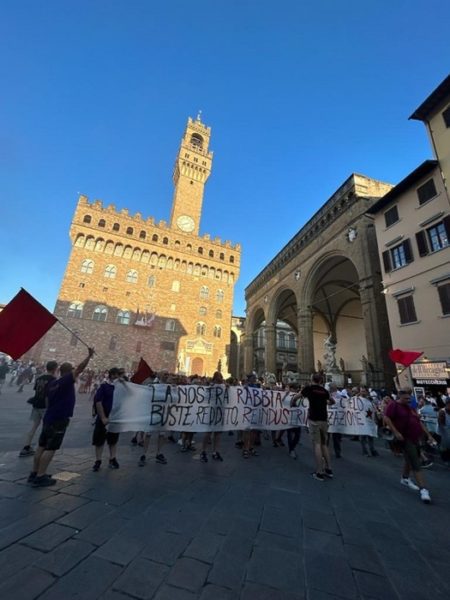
left=32, top=116, right=241, bottom=377
left=170, top=114, right=213, bottom=236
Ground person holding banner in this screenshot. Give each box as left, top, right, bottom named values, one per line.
left=28, top=347, right=95, bottom=487
left=200, top=371, right=225, bottom=463
left=92, top=367, right=121, bottom=471
left=301, top=373, right=334, bottom=481
left=384, top=389, right=436, bottom=504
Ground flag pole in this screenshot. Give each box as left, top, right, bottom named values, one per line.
left=56, top=318, right=91, bottom=350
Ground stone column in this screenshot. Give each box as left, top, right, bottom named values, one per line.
left=264, top=324, right=277, bottom=374
left=297, top=307, right=315, bottom=384
left=359, top=283, right=394, bottom=388
left=242, top=335, right=254, bottom=377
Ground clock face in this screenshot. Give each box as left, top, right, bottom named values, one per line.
left=176, top=215, right=195, bottom=232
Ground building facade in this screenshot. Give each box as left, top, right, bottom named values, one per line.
left=369, top=75, right=450, bottom=385
left=36, top=116, right=241, bottom=375
left=244, top=174, right=395, bottom=387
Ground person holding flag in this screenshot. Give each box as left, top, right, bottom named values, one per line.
left=28, top=347, right=95, bottom=487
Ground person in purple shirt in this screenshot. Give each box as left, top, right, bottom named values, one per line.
left=92, top=367, right=121, bottom=472
left=384, top=389, right=437, bottom=504
left=29, top=348, right=94, bottom=487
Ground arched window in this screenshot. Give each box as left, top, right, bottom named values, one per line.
left=148, top=275, right=156, bottom=287
left=158, top=255, right=166, bottom=268
left=187, top=243, right=192, bottom=251
left=81, top=259, right=94, bottom=274
left=209, top=250, right=214, bottom=258
left=85, top=237, right=95, bottom=250
left=113, top=223, right=120, bottom=231
left=175, top=240, right=181, bottom=248
left=196, top=322, right=206, bottom=336
left=214, top=326, right=222, bottom=338
left=200, top=286, right=209, bottom=300
left=123, top=245, right=132, bottom=258
left=75, top=234, right=85, bottom=247
left=117, top=310, right=131, bottom=325
left=98, top=219, right=106, bottom=228
left=199, top=306, right=207, bottom=316
left=114, top=243, right=123, bottom=256
left=201, top=266, right=208, bottom=277
left=126, top=227, right=133, bottom=235
left=230, top=255, right=235, bottom=263
left=67, top=301, right=83, bottom=318
left=126, top=269, right=138, bottom=283
left=104, top=241, right=114, bottom=254
left=190, top=133, right=203, bottom=149
left=95, top=239, right=104, bottom=252
left=216, top=289, right=224, bottom=303
left=215, top=309, right=222, bottom=319
left=152, top=234, right=158, bottom=242
left=104, top=264, right=117, bottom=279
left=139, top=230, right=146, bottom=240
left=219, top=252, right=225, bottom=260
left=83, top=215, right=92, bottom=224
left=171, top=280, right=180, bottom=292
left=198, top=247, right=204, bottom=255
left=93, top=305, right=108, bottom=322
left=165, top=319, right=176, bottom=331
left=132, top=249, right=141, bottom=261
left=163, top=237, right=169, bottom=245
left=109, top=335, right=117, bottom=351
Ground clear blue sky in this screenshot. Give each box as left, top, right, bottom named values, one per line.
left=1, top=0, right=449, bottom=316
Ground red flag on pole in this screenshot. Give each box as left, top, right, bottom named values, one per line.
left=0, top=289, right=57, bottom=359
left=388, top=348, right=423, bottom=368
left=130, top=357, right=155, bottom=384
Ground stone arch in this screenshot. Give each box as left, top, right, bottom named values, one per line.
left=132, top=248, right=141, bottom=261
left=95, top=238, right=105, bottom=252
left=104, top=240, right=114, bottom=254
left=75, top=233, right=85, bottom=247
left=114, top=243, right=124, bottom=257
left=141, top=250, right=150, bottom=263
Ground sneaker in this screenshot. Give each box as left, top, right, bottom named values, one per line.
left=33, top=475, right=57, bottom=487
left=289, top=450, right=297, bottom=459
left=138, top=455, right=146, bottom=467
left=212, top=452, right=223, bottom=462
left=400, top=477, right=420, bottom=491
left=324, top=468, right=334, bottom=478
left=92, top=460, right=101, bottom=472
left=312, top=472, right=325, bottom=481
left=200, top=451, right=208, bottom=463
left=19, top=446, right=35, bottom=457
left=420, top=488, right=431, bottom=504
left=156, top=453, right=167, bottom=464
left=27, top=471, right=37, bottom=483
left=109, top=458, right=120, bottom=469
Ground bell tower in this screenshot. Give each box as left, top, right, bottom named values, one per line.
left=170, top=114, right=213, bottom=236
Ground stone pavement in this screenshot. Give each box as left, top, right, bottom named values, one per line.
left=1, top=382, right=450, bottom=600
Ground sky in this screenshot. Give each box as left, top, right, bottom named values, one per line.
left=1, top=0, right=449, bottom=317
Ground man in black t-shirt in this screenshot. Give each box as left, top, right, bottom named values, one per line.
left=301, top=374, right=334, bottom=481
left=19, top=361, right=58, bottom=457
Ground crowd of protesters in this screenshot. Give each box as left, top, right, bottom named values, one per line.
left=1, top=354, right=449, bottom=504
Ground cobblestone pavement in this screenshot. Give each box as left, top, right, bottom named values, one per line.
left=1, top=383, right=449, bottom=600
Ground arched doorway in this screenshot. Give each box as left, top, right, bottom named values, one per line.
left=191, top=357, right=204, bottom=376
left=309, top=256, right=366, bottom=383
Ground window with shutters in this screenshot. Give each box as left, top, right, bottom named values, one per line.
left=397, top=295, right=417, bottom=325
left=416, top=217, right=450, bottom=256
left=437, top=282, right=450, bottom=315
left=417, top=178, right=437, bottom=205
left=442, top=105, right=450, bottom=128
left=384, top=206, right=399, bottom=228
left=427, top=222, right=449, bottom=252
left=382, top=239, right=413, bottom=273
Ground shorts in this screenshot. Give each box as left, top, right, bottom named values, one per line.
left=403, top=440, right=421, bottom=472
left=39, top=420, right=70, bottom=451
left=92, top=420, right=120, bottom=447
left=30, top=408, right=46, bottom=423
left=309, top=420, right=328, bottom=445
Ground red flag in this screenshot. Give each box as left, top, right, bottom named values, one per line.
left=0, top=289, right=57, bottom=359
left=388, top=348, right=423, bottom=367
left=131, top=357, right=155, bottom=384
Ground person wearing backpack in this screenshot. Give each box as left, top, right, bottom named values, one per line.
left=19, top=361, right=58, bottom=457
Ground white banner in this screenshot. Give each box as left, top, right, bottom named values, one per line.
left=108, top=383, right=378, bottom=437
